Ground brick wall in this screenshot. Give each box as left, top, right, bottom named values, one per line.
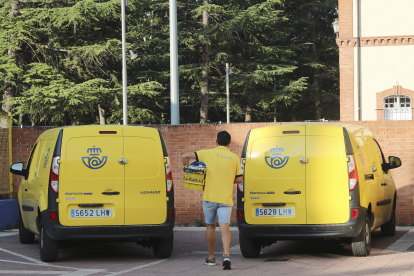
left=11, top=121, right=414, bottom=225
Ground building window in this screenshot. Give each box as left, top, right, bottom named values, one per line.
left=384, top=95, right=412, bottom=120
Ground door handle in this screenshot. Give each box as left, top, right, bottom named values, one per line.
left=78, top=204, right=104, bottom=208
left=262, top=203, right=286, bottom=207
left=381, top=183, right=387, bottom=186
left=102, top=192, right=120, bottom=195
left=372, top=166, right=377, bottom=172
left=118, top=158, right=127, bottom=165
left=299, top=158, right=308, bottom=164
left=284, top=191, right=301, bottom=194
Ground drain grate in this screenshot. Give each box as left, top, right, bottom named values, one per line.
left=264, top=258, right=289, bottom=262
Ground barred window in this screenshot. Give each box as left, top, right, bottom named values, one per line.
left=384, top=95, right=412, bottom=120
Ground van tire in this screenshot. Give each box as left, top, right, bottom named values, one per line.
left=351, top=214, right=371, bottom=257
left=39, top=223, right=59, bottom=262
left=153, top=233, right=174, bottom=258
left=381, top=203, right=396, bottom=236
left=239, top=234, right=261, bottom=258
left=19, top=213, right=34, bottom=244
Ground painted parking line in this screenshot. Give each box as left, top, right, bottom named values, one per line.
left=380, top=227, right=414, bottom=254
left=105, top=259, right=167, bottom=276
left=174, top=227, right=239, bottom=232
left=0, top=230, right=18, bottom=238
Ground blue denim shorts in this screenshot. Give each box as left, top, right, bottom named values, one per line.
left=203, top=200, right=233, bottom=225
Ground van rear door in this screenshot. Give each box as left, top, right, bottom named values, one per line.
left=305, top=126, right=349, bottom=224
left=245, top=126, right=307, bottom=225
left=59, top=128, right=125, bottom=226
left=123, top=127, right=166, bottom=225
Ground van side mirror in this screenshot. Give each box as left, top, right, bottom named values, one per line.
left=10, top=162, right=27, bottom=177
left=388, top=156, right=402, bottom=169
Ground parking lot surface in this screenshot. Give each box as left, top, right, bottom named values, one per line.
left=1, top=227, right=414, bottom=275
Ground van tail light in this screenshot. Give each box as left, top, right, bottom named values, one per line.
left=238, top=158, right=245, bottom=193
left=49, top=211, right=57, bottom=221
left=347, top=154, right=358, bottom=191
left=351, top=208, right=359, bottom=219
left=168, top=209, right=175, bottom=220
left=165, top=157, right=173, bottom=192
left=49, top=156, right=60, bottom=193
left=237, top=210, right=243, bottom=220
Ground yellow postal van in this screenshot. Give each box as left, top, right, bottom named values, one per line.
left=236, top=124, right=401, bottom=257
left=10, top=125, right=175, bottom=262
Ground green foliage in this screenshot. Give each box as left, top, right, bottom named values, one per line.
left=195, top=217, right=206, bottom=227
left=0, top=0, right=339, bottom=124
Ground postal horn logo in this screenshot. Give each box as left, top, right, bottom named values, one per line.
left=82, top=146, right=107, bottom=169
left=265, top=146, right=289, bottom=169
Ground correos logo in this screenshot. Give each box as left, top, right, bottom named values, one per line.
left=82, top=146, right=108, bottom=169
left=265, top=147, right=289, bottom=169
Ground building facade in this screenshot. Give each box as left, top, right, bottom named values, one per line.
left=338, top=0, right=414, bottom=121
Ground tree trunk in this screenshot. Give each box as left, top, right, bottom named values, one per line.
left=245, top=98, right=253, bottom=122
left=98, top=105, right=105, bottom=125
left=2, top=0, right=19, bottom=114
left=199, top=0, right=209, bottom=123
left=314, top=70, right=322, bottom=120
left=312, top=12, right=322, bottom=120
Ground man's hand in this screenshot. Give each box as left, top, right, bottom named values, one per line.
left=182, top=152, right=196, bottom=166
left=234, top=176, right=243, bottom=184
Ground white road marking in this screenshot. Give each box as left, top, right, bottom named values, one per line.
left=192, top=244, right=241, bottom=255
left=174, top=227, right=239, bottom=232
left=0, top=232, right=18, bottom=238
left=0, top=247, right=47, bottom=266
left=379, top=227, right=414, bottom=254
left=0, top=271, right=69, bottom=275
left=106, top=259, right=167, bottom=276
left=59, top=269, right=107, bottom=276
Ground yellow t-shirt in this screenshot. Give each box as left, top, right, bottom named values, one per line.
left=196, top=146, right=243, bottom=205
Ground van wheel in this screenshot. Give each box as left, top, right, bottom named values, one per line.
left=39, top=223, right=59, bottom=262
left=153, top=233, right=173, bottom=258
left=239, top=234, right=261, bottom=258
left=352, top=214, right=371, bottom=257
left=381, top=203, right=396, bottom=236
left=19, top=213, right=34, bottom=244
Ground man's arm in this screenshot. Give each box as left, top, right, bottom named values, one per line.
left=234, top=175, right=243, bottom=184
left=182, top=152, right=197, bottom=166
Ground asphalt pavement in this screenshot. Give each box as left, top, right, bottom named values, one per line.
left=1, top=227, right=414, bottom=275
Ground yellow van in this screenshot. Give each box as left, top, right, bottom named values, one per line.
left=10, top=125, right=175, bottom=262
left=236, top=124, right=401, bottom=257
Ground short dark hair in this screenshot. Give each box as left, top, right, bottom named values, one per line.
left=217, top=131, right=231, bottom=146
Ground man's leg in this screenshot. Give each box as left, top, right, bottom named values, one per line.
left=219, top=222, right=231, bottom=255
left=206, top=224, right=216, bottom=259
left=203, top=200, right=218, bottom=262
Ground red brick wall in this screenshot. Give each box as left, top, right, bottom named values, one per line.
left=11, top=122, right=414, bottom=225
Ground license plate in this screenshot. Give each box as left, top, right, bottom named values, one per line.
left=71, top=209, right=112, bottom=218
left=256, top=207, right=295, bottom=217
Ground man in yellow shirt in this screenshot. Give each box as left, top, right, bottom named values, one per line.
left=182, top=131, right=243, bottom=270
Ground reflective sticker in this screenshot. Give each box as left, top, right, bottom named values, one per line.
left=43, top=148, right=50, bottom=168
left=250, top=197, right=260, bottom=200
left=66, top=198, right=77, bottom=200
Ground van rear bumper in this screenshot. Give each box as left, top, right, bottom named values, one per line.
left=41, top=209, right=175, bottom=241
left=237, top=207, right=366, bottom=240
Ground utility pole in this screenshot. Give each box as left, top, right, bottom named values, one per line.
left=170, top=0, right=180, bottom=125
left=121, top=0, right=128, bottom=125
left=226, top=63, right=230, bottom=124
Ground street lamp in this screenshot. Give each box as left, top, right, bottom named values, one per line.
left=332, top=18, right=339, bottom=38
left=226, top=63, right=234, bottom=124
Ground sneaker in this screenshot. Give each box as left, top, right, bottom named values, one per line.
left=205, top=257, right=215, bottom=266
left=222, top=254, right=231, bottom=270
